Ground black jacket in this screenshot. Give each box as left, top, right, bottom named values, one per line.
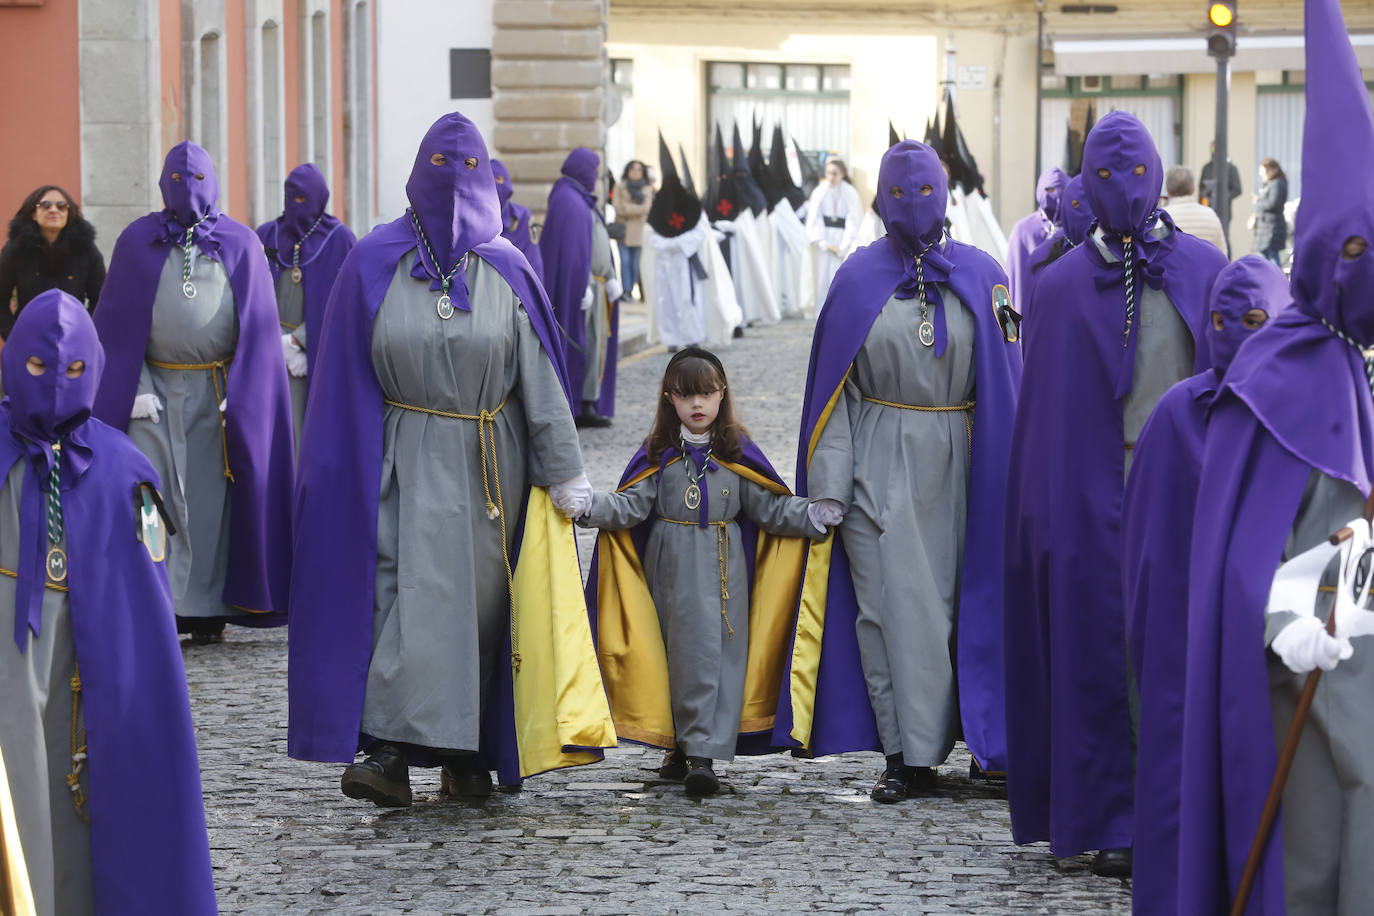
left=1251, top=176, right=1288, bottom=254
left=0, top=214, right=105, bottom=339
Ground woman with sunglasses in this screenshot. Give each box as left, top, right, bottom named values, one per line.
left=0, top=186, right=106, bottom=341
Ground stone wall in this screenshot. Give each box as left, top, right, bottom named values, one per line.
left=491, top=0, right=609, bottom=218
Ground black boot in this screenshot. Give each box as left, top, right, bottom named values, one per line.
left=683, top=757, right=719, bottom=797
left=1091, top=847, right=1132, bottom=878
left=186, top=618, right=225, bottom=645
left=659, top=747, right=688, bottom=781
left=575, top=400, right=612, bottom=429
left=732, top=326, right=745, bottom=339
left=871, top=753, right=911, bottom=804
left=439, top=755, right=493, bottom=799
left=341, top=743, right=412, bottom=807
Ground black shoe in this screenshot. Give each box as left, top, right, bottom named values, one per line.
left=1091, top=847, right=1133, bottom=878
left=683, top=757, right=719, bottom=797
left=659, top=747, right=688, bottom=781
left=575, top=402, right=613, bottom=428
left=341, top=744, right=412, bottom=807
left=187, top=619, right=225, bottom=645
left=732, top=327, right=745, bottom=339
left=870, top=766, right=910, bottom=804
left=439, top=756, right=494, bottom=798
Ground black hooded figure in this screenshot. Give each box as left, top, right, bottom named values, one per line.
left=769, top=127, right=806, bottom=212
left=646, top=133, right=711, bottom=349
left=711, top=122, right=780, bottom=328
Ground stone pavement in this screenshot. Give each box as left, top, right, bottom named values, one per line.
left=187, top=319, right=1131, bottom=914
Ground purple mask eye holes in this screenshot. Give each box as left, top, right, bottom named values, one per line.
left=170, top=172, right=183, bottom=182
left=65, top=360, right=86, bottom=379
left=1242, top=309, right=1269, bottom=330
left=1343, top=236, right=1368, bottom=260
left=889, top=185, right=904, bottom=199
left=1097, top=168, right=1111, bottom=180
left=919, top=184, right=934, bottom=197
left=1071, top=199, right=1082, bottom=208
left=1132, top=164, right=1147, bottom=176
left=430, top=153, right=448, bottom=167
left=464, top=157, right=479, bottom=170
left=25, top=356, right=46, bottom=377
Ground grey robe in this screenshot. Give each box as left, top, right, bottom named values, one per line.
left=583, top=452, right=817, bottom=760
left=0, top=460, right=93, bottom=916
left=128, top=248, right=239, bottom=620
left=360, top=255, right=583, bottom=754
left=1087, top=227, right=1196, bottom=480
left=1264, top=471, right=1374, bottom=915
left=582, top=219, right=615, bottom=403
left=273, top=270, right=307, bottom=454
left=803, top=284, right=977, bottom=767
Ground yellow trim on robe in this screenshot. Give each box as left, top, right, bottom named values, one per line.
left=592, top=458, right=812, bottom=748
left=786, top=373, right=851, bottom=750
left=511, top=487, right=618, bottom=776
left=0, top=745, right=36, bottom=916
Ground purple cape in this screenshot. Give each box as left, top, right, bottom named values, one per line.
left=583, top=437, right=794, bottom=756
left=286, top=215, right=571, bottom=784
left=539, top=150, right=617, bottom=416
left=256, top=213, right=356, bottom=353
left=772, top=234, right=1022, bottom=768
left=91, top=194, right=294, bottom=620
left=1006, top=209, right=1055, bottom=309
left=2, top=288, right=214, bottom=913
left=1002, top=225, right=1226, bottom=856
left=491, top=158, right=545, bottom=284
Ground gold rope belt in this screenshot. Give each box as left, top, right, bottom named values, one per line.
left=382, top=397, right=522, bottom=670
left=659, top=517, right=734, bottom=640
left=862, top=396, right=975, bottom=462
left=280, top=321, right=299, bottom=332
left=146, top=357, right=235, bottom=482
left=0, top=566, right=67, bottom=592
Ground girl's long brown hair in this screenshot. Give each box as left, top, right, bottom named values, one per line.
left=645, top=348, right=749, bottom=465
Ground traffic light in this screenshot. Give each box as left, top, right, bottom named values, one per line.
left=1207, top=1, right=1237, bottom=58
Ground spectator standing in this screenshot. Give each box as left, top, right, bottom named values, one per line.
left=1162, top=166, right=1228, bottom=253
left=0, top=186, right=105, bottom=340
left=1252, top=157, right=1288, bottom=266
left=613, top=160, right=653, bottom=302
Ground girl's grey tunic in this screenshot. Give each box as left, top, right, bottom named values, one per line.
left=807, top=284, right=976, bottom=767
left=360, top=255, right=583, bottom=754
left=128, top=248, right=239, bottom=619
left=0, top=460, right=93, bottom=916
left=584, top=451, right=817, bottom=760
left=1264, top=470, right=1374, bottom=915
left=273, top=270, right=308, bottom=454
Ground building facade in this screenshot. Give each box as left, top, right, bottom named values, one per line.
left=0, top=0, right=375, bottom=255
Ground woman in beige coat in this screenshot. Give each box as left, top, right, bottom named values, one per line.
left=613, top=159, right=653, bottom=302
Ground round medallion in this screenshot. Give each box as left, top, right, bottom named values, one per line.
left=437, top=294, right=455, bottom=320
left=291, top=267, right=303, bottom=283
left=918, top=321, right=936, bottom=348
left=46, top=546, right=68, bottom=583
left=684, top=483, right=702, bottom=511
left=182, top=280, right=197, bottom=300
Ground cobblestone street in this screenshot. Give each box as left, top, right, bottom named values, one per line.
left=187, top=319, right=1131, bottom=914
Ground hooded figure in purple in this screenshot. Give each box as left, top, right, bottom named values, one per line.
left=255, top=162, right=357, bottom=454
left=772, top=140, right=1022, bottom=802
left=539, top=148, right=620, bottom=426
left=1178, top=2, right=1374, bottom=911
left=91, top=141, right=293, bottom=643
left=0, top=290, right=215, bottom=915
left=1006, top=167, right=1066, bottom=311
left=1121, top=255, right=1288, bottom=915
left=490, top=159, right=544, bottom=284
left=1002, top=111, right=1227, bottom=874
left=1020, top=173, right=1093, bottom=350
left=288, top=112, right=612, bottom=808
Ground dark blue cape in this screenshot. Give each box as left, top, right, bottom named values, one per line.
left=1003, top=227, right=1226, bottom=856
left=1120, top=368, right=1218, bottom=914
left=0, top=407, right=215, bottom=914
left=286, top=215, right=571, bottom=785
left=773, top=235, right=1021, bottom=770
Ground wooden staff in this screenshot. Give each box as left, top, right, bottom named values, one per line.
left=1230, top=492, right=1374, bottom=916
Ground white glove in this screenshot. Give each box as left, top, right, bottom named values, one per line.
left=549, top=473, right=594, bottom=519
left=714, top=220, right=737, bottom=236
left=580, top=284, right=595, bottom=311
left=807, top=498, right=846, bottom=533
left=1271, top=615, right=1354, bottom=674
left=219, top=398, right=227, bottom=416
left=605, top=278, right=624, bottom=302
left=282, top=333, right=308, bottom=378
left=130, top=392, right=163, bottom=424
